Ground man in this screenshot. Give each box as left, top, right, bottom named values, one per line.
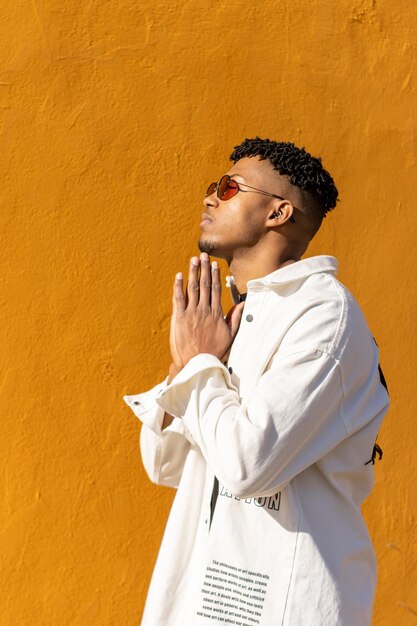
left=124, top=138, right=390, bottom=626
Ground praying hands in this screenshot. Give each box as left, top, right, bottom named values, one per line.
left=169, top=252, right=245, bottom=372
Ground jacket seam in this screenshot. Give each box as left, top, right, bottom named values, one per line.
left=281, top=484, right=301, bottom=625
left=326, top=273, right=348, bottom=355
left=314, top=349, right=349, bottom=438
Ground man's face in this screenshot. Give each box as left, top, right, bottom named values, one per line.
left=198, top=156, right=285, bottom=262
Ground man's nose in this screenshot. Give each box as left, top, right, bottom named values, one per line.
left=203, top=192, right=219, bottom=210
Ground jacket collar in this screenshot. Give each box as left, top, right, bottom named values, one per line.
left=225, top=255, right=338, bottom=302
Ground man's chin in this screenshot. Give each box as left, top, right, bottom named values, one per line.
left=198, top=238, right=222, bottom=258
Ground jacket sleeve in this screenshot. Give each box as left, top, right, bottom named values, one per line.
left=155, top=348, right=389, bottom=499
left=123, top=378, right=194, bottom=488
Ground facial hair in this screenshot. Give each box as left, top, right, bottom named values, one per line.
left=198, top=237, right=218, bottom=255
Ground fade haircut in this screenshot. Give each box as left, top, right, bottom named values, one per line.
left=229, top=137, right=338, bottom=236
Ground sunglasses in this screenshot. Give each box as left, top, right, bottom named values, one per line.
left=206, top=175, right=296, bottom=222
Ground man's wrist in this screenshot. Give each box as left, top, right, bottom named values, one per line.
left=168, top=363, right=182, bottom=384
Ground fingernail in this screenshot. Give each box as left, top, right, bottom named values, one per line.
left=201, top=252, right=209, bottom=261
left=191, top=257, right=200, bottom=266
left=212, top=261, right=218, bottom=269
left=176, top=272, right=183, bottom=280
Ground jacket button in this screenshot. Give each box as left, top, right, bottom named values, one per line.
left=228, top=366, right=233, bottom=374
left=133, top=401, right=140, bottom=405
left=246, top=314, right=253, bottom=322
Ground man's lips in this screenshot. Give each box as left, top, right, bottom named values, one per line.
left=200, top=212, right=213, bottom=225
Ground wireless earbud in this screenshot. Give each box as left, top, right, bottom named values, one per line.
left=272, top=209, right=296, bottom=223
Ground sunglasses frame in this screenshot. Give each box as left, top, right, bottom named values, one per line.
left=206, top=175, right=297, bottom=223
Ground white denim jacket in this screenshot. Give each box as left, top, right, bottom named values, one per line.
left=124, top=256, right=390, bottom=626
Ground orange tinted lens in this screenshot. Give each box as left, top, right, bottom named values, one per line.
left=219, top=176, right=239, bottom=200
left=206, top=182, right=217, bottom=196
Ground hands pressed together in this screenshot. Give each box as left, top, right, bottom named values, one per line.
left=169, top=252, right=245, bottom=376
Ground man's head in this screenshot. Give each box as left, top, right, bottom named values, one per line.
left=198, top=137, right=338, bottom=263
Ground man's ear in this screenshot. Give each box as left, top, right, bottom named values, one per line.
left=267, top=201, right=295, bottom=225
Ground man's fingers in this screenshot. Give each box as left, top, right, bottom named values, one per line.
left=198, top=253, right=211, bottom=311
left=211, top=261, right=222, bottom=313
left=187, top=257, right=200, bottom=308
left=173, top=272, right=186, bottom=314
left=228, top=301, right=245, bottom=338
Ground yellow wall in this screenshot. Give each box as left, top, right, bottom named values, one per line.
left=1, top=0, right=415, bottom=623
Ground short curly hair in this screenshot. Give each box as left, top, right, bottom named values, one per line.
left=229, top=137, right=338, bottom=234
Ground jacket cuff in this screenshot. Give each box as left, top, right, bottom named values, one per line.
left=122, top=376, right=186, bottom=437
left=155, top=353, right=235, bottom=418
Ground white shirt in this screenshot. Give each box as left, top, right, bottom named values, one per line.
left=123, top=255, right=390, bottom=626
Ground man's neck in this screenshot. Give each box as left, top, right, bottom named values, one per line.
left=229, top=255, right=300, bottom=294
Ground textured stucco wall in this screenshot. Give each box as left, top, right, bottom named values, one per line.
left=1, top=0, right=416, bottom=624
